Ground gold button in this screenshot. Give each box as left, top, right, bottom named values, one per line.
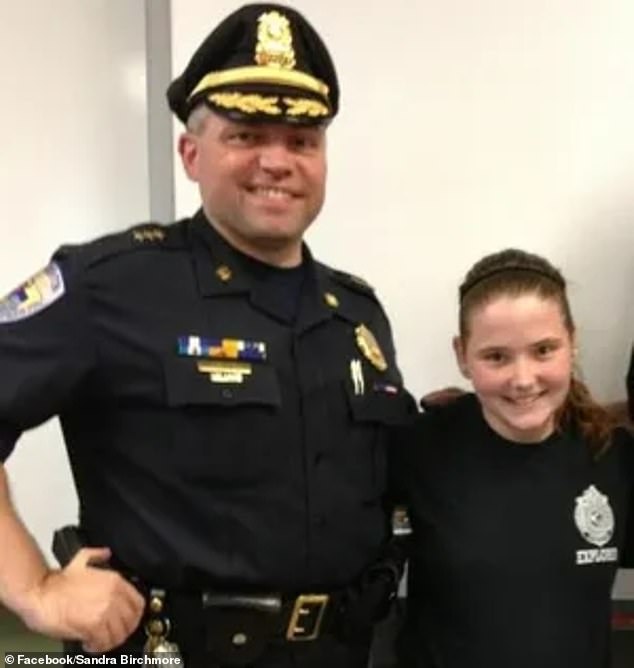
left=216, top=265, right=232, bottom=282
left=324, top=292, right=339, bottom=308
left=232, top=632, right=248, bottom=646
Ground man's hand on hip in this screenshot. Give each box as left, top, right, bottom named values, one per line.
left=24, top=546, right=145, bottom=652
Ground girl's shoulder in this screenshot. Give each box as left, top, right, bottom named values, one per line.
left=413, top=391, right=480, bottom=434
left=397, top=392, right=481, bottom=462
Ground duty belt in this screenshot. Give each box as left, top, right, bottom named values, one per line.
left=52, top=526, right=405, bottom=663
left=141, top=588, right=347, bottom=665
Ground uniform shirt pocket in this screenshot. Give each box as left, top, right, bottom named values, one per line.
left=163, top=357, right=282, bottom=484
left=344, top=380, right=414, bottom=501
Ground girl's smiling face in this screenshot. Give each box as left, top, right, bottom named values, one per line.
left=454, top=293, right=574, bottom=443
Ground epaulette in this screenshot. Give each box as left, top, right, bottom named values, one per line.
left=54, top=221, right=186, bottom=269
left=330, top=268, right=376, bottom=297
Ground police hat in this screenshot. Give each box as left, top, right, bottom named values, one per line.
left=167, top=3, right=339, bottom=126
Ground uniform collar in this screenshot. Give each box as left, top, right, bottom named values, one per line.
left=189, top=209, right=251, bottom=297
left=188, top=210, right=344, bottom=331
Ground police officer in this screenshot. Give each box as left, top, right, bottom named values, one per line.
left=0, top=4, right=413, bottom=666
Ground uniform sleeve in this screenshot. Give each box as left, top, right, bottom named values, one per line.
left=387, top=423, right=415, bottom=505
left=387, top=414, right=437, bottom=509
left=0, top=252, right=96, bottom=462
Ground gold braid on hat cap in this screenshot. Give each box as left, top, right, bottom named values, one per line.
left=189, top=66, right=329, bottom=100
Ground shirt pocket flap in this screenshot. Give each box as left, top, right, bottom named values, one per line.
left=164, top=358, right=282, bottom=409
left=346, top=383, right=414, bottom=425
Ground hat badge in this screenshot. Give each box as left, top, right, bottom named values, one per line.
left=255, top=11, right=296, bottom=70
left=355, top=324, right=388, bottom=372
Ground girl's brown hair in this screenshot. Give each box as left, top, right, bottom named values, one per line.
left=459, top=248, right=613, bottom=454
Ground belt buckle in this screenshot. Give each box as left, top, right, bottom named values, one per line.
left=286, top=593, right=329, bottom=641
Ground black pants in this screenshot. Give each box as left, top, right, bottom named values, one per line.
left=63, top=633, right=371, bottom=668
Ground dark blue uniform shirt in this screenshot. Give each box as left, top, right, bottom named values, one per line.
left=0, top=210, right=413, bottom=591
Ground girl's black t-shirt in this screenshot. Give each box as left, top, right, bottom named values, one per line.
left=392, top=393, right=634, bottom=668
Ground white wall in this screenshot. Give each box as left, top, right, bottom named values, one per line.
left=171, top=0, right=633, bottom=406
left=0, top=0, right=149, bottom=560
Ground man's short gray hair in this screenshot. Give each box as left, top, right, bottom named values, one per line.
left=186, top=104, right=214, bottom=134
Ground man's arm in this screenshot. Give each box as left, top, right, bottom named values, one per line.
left=0, top=461, right=50, bottom=617
left=0, top=258, right=145, bottom=650
left=0, top=462, right=145, bottom=651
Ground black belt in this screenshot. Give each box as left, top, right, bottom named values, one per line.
left=141, top=588, right=349, bottom=665
left=165, top=588, right=345, bottom=639
left=142, top=559, right=401, bottom=661
left=64, top=581, right=392, bottom=666
left=52, top=524, right=401, bottom=664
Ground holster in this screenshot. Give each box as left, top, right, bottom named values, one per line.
left=52, top=525, right=89, bottom=566
left=336, top=532, right=410, bottom=640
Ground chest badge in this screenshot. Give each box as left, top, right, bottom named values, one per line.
left=574, top=485, right=614, bottom=547
left=355, top=324, right=387, bottom=372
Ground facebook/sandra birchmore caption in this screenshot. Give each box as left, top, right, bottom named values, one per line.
left=3, top=655, right=183, bottom=666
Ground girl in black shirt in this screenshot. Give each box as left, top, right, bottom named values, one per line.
left=394, top=249, right=634, bottom=668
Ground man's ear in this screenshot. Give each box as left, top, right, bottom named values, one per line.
left=178, top=132, right=199, bottom=182
left=453, top=335, right=470, bottom=379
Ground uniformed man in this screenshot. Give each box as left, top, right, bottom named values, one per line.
left=0, top=4, right=414, bottom=666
